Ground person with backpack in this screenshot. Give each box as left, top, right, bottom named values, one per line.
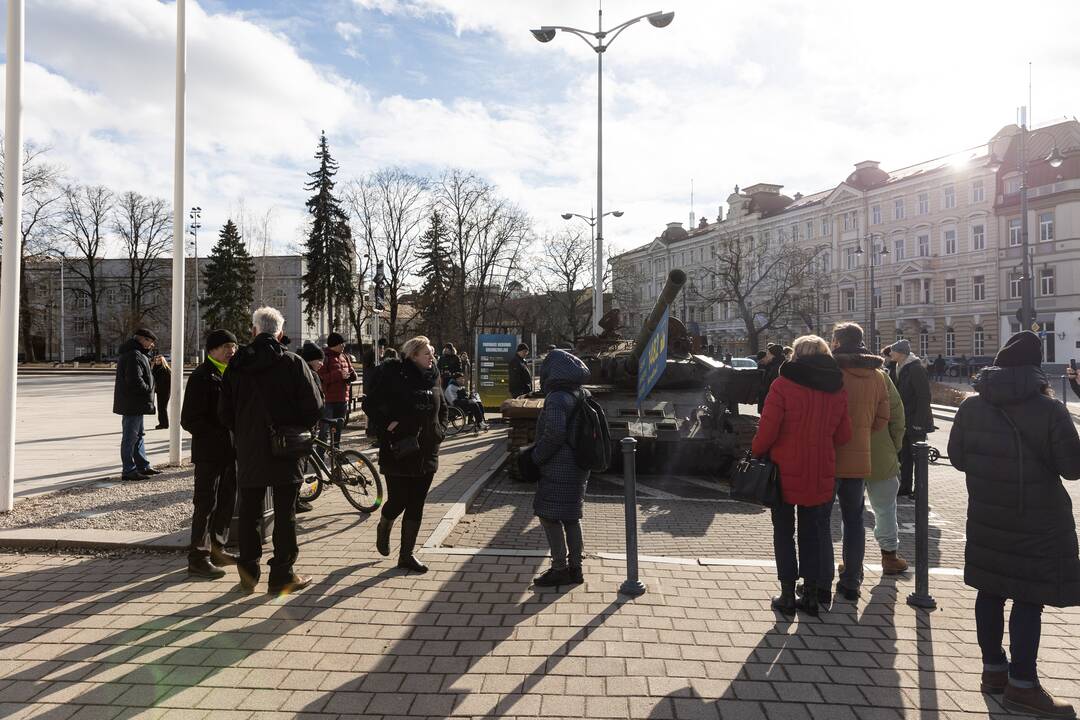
left=531, top=349, right=594, bottom=587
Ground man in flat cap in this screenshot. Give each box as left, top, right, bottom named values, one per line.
left=113, top=327, right=161, bottom=481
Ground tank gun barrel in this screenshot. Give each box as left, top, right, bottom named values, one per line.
left=631, top=269, right=686, bottom=362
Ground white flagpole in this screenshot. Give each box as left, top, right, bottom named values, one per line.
left=169, top=0, right=187, bottom=465
left=0, top=0, right=25, bottom=511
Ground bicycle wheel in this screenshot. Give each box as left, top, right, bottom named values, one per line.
left=446, top=407, right=467, bottom=436
left=298, top=455, right=323, bottom=501
left=335, top=450, right=384, bottom=513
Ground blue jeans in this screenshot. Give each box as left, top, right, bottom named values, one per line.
left=821, top=478, right=866, bottom=589
left=771, top=502, right=828, bottom=584
left=120, top=415, right=149, bottom=476
left=975, top=591, right=1042, bottom=686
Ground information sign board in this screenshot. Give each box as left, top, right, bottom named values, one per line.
left=477, top=333, right=517, bottom=410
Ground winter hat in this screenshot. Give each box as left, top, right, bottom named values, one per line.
left=134, top=327, right=157, bottom=342
left=327, top=332, right=346, bottom=348
left=891, top=339, right=911, bottom=355
left=205, top=329, right=238, bottom=352
left=517, top=342, right=530, bottom=353
left=994, top=330, right=1042, bottom=368
left=767, top=343, right=785, bottom=358
left=300, top=341, right=325, bottom=363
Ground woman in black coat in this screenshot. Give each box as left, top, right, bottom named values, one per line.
left=151, top=354, right=171, bottom=429
left=362, top=335, right=447, bottom=573
left=948, top=331, right=1080, bottom=718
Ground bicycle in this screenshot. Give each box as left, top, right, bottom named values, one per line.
left=298, top=418, right=384, bottom=513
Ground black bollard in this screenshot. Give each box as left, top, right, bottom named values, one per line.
left=619, top=437, right=646, bottom=597
left=906, top=440, right=937, bottom=610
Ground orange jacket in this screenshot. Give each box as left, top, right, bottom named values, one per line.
left=833, top=351, right=890, bottom=478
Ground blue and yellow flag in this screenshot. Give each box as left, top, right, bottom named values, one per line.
left=637, top=313, right=669, bottom=407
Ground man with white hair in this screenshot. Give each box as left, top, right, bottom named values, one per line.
left=219, top=306, right=323, bottom=595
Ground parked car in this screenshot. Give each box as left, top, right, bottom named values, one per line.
left=728, top=357, right=758, bottom=369
left=945, top=355, right=993, bottom=377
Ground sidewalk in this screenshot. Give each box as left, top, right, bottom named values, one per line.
left=2, top=430, right=1079, bottom=719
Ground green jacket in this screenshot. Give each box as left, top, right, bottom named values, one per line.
left=869, top=370, right=906, bottom=482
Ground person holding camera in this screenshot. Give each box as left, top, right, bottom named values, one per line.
left=363, top=336, right=447, bottom=574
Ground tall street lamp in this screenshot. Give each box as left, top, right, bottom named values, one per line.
left=987, top=110, right=1064, bottom=331
left=855, top=234, right=889, bottom=349
left=189, top=206, right=202, bottom=357
left=562, top=209, right=623, bottom=330
left=43, top=249, right=66, bottom=363
left=532, top=8, right=674, bottom=335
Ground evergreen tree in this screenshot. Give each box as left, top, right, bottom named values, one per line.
left=416, top=209, right=455, bottom=343
left=202, top=219, right=256, bottom=340
left=301, top=131, right=354, bottom=331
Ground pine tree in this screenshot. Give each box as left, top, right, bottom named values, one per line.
left=416, top=209, right=455, bottom=343
left=301, top=131, right=354, bottom=331
left=202, top=219, right=256, bottom=340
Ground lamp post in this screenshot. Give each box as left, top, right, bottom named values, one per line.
left=855, top=234, right=889, bottom=348
left=532, top=8, right=674, bottom=337
left=562, top=209, right=623, bottom=331
left=189, top=206, right=202, bottom=358
left=43, top=249, right=66, bottom=363
left=987, top=109, right=1065, bottom=331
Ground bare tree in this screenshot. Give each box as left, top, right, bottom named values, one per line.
left=114, top=191, right=171, bottom=334
left=537, top=230, right=592, bottom=343
left=60, top=185, right=114, bottom=360
left=342, top=177, right=379, bottom=347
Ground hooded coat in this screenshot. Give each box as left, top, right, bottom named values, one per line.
left=833, top=348, right=890, bottom=478
left=895, top=353, right=933, bottom=436
left=868, top=372, right=906, bottom=482
left=948, top=365, right=1080, bottom=607
left=532, top=350, right=592, bottom=521
left=217, top=334, right=324, bottom=489
left=112, top=337, right=155, bottom=416
left=362, top=357, right=447, bottom=477
left=751, top=355, right=852, bottom=506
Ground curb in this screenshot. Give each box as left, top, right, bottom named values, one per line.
left=0, top=527, right=187, bottom=551
left=423, top=447, right=510, bottom=550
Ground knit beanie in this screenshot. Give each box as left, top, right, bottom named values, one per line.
left=994, top=331, right=1042, bottom=368
left=205, top=329, right=238, bottom=352
left=300, top=341, right=325, bottom=363
left=327, top=332, right=346, bottom=348
left=891, top=339, right=911, bottom=355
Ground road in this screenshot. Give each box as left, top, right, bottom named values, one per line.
left=13, top=374, right=190, bottom=498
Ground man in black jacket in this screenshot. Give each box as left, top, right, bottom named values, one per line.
left=219, top=307, right=323, bottom=595
left=113, top=328, right=162, bottom=481
left=180, top=329, right=239, bottom=579
left=509, top=343, right=532, bottom=398
left=889, top=339, right=932, bottom=497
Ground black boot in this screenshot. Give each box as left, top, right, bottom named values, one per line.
left=770, top=581, right=796, bottom=616
left=397, top=519, right=427, bottom=573
left=376, top=516, right=394, bottom=557
left=796, top=581, right=820, bottom=617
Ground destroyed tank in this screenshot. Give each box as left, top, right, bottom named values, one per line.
left=502, top=269, right=762, bottom=479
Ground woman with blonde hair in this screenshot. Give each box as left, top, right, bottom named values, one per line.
left=151, top=353, right=172, bottom=429
left=751, top=334, right=852, bottom=617
left=362, top=336, right=448, bottom=573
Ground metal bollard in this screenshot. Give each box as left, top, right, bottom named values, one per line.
left=906, top=440, right=937, bottom=610
left=619, top=437, right=646, bottom=597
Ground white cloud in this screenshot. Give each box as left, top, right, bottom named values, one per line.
left=334, top=21, right=362, bottom=42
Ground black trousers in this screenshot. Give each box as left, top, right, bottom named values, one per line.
left=382, top=473, right=435, bottom=523
left=898, top=433, right=925, bottom=494
left=188, top=459, right=236, bottom=562
left=975, top=591, right=1043, bottom=683
left=238, top=483, right=299, bottom=582
left=770, top=502, right=827, bottom=584
left=156, top=392, right=169, bottom=427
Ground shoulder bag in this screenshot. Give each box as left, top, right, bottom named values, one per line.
left=729, top=453, right=781, bottom=508
left=251, top=360, right=315, bottom=459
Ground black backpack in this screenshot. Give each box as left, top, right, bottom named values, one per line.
left=566, top=388, right=612, bottom=472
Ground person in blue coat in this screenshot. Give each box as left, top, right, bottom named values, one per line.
left=531, top=349, right=592, bottom=587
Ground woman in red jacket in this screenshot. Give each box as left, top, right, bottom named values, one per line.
left=751, top=335, right=852, bottom=617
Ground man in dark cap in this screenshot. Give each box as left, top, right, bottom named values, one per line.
left=509, top=342, right=533, bottom=398
left=888, top=338, right=932, bottom=497
left=180, top=329, right=240, bottom=579
left=317, top=331, right=356, bottom=452
left=113, top=327, right=161, bottom=481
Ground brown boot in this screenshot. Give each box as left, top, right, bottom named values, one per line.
left=881, top=550, right=909, bottom=575
left=980, top=670, right=1007, bottom=694
left=1004, top=684, right=1077, bottom=718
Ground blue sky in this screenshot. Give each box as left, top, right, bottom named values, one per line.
left=5, top=0, right=1080, bottom=264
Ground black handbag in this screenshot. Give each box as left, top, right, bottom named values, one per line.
left=516, top=444, right=541, bottom=483
left=270, top=424, right=315, bottom=459
left=729, top=453, right=781, bottom=508
left=390, top=434, right=421, bottom=460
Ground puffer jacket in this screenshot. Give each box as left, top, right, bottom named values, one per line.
left=532, top=350, right=591, bottom=521
left=833, top=348, right=890, bottom=478
left=317, top=347, right=355, bottom=404
left=751, top=355, right=852, bottom=506
left=868, top=372, right=906, bottom=482
left=362, top=357, right=448, bottom=477
left=948, top=365, right=1080, bottom=607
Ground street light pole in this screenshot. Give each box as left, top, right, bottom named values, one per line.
left=562, top=209, right=623, bottom=332
left=189, top=206, right=202, bottom=358
left=533, top=8, right=674, bottom=335
left=169, top=0, right=187, bottom=465
left=856, top=235, right=888, bottom=348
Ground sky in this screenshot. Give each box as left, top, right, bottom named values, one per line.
left=4, top=0, right=1080, bottom=263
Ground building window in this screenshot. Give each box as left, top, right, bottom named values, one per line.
left=806, top=221, right=814, bottom=239
left=919, top=329, right=929, bottom=357
left=821, top=294, right=831, bottom=314
left=790, top=224, right=799, bottom=242
left=918, top=192, right=930, bottom=215
left=972, top=179, right=985, bottom=203
left=894, top=284, right=903, bottom=307
left=945, top=278, right=957, bottom=303
left=871, top=205, right=882, bottom=225
left=946, top=328, right=955, bottom=356
left=894, top=198, right=905, bottom=220
left=1040, top=267, right=1055, bottom=296
left=943, top=184, right=956, bottom=209
left=846, top=247, right=858, bottom=270
left=873, top=286, right=882, bottom=309
left=918, top=234, right=930, bottom=257
left=1005, top=176, right=1021, bottom=194
left=271, top=288, right=288, bottom=309
left=1039, top=212, right=1054, bottom=242
left=974, top=327, right=985, bottom=355
left=844, top=289, right=856, bottom=312
left=893, top=237, right=906, bottom=260
left=821, top=218, right=831, bottom=236
left=1009, top=273, right=1022, bottom=299
left=973, top=275, right=985, bottom=301
left=1008, top=218, right=1022, bottom=246
left=923, top=280, right=931, bottom=304
left=843, top=212, right=855, bottom=231
left=972, top=224, right=985, bottom=251
left=944, top=229, right=957, bottom=255
left=895, top=330, right=904, bottom=344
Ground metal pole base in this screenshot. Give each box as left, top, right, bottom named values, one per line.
left=619, top=580, right=646, bottom=597
left=906, top=592, right=937, bottom=610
